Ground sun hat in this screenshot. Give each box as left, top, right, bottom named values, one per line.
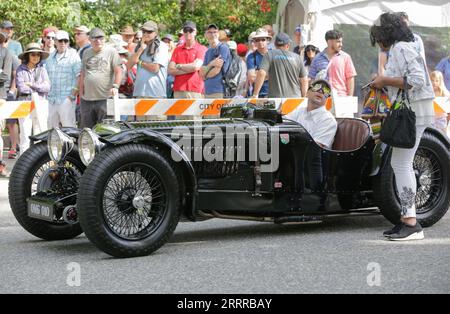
left=18, top=43, right=50, bottom=61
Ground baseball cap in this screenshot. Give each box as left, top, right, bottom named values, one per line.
left=74, top=25, right=90, bottom=33
left=275, top=32, right=291, bottom=46
left=182, top=21, right=197, bottom=30
left=309, top=79, right=332, bottom=98
left=0, top=21, right=13, bottom=29
left=236, top=43, right=248, bottom=57
left=162, top=34, right=174, bottom=41
left=295, top=25, right=302, bottom=33
left=227, top=41, right=237, bottom=50
left=206, top=24, right=218, bottom=31
left=89, top=27, right=106, bottom=38
left=55, top=30, right=69, bottom=41
left=141, top=21, right=158, bottom=32
left=42, top=26, right=58, bottom=38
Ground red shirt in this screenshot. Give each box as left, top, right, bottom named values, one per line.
left=170, top=41, right=207, bottom=93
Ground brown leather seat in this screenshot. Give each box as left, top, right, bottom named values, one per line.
left=332, top=119, right=370, bottom=151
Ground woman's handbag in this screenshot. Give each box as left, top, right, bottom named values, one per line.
left=380, top=79, right=416, bottom=149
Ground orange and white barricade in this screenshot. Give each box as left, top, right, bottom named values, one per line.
left=107, top=96, right=363, bottom=121
left=0, top=93, right=48, bottom=153
left=107, top=97, right=308, bottom=121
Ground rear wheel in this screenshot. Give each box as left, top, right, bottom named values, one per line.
left=9, top=143, right=85, bottom=240
left=78, top=144, right=181, bottom=258
left=374, top=132, right=450, bottom=227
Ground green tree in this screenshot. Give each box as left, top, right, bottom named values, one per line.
left=0, top=0, right=78, bottom=44
left=1, top=0, right=278, bottom=44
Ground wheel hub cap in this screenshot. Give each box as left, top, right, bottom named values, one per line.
left=132, top=195, right=147, bottom=210
left=419, top=173, right=431, bottom=187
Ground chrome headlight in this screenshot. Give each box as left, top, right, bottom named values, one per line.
left=47, top=128, right=74, bottom=163
left=79, top=128, right=104, bottom=166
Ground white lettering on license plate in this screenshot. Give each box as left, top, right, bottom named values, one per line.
left=29, top=202, right=52, bottom=219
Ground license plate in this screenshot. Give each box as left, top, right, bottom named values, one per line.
left=28, top=200, right=54, bottom=222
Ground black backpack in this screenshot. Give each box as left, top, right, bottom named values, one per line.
left=214, top=44, right=243, bottom=98
left=223, top=50, right=243, bottom=97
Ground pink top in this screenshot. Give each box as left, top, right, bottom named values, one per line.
left=328, top=51, right=357, bottom=96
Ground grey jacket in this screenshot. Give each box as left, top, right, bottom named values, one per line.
left=0, top=47, right=13, bottom=99
left=385, top=41, right=435, bottom=124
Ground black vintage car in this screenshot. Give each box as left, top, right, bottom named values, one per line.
left=8, top=104, right=450, bottom=257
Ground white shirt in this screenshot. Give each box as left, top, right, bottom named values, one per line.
left=295, top=106, right=337, bottom=149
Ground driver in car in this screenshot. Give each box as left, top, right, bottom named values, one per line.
left=294, top=79, right=338, bottom=149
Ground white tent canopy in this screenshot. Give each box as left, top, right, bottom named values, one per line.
left=277, top=0, right=450, bottom=48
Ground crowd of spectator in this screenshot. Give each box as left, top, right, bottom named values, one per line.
left=0, top=15, right=449, bottom=177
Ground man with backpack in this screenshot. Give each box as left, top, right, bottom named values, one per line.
left=201, top=24, right=230, bottom=99
left=227, top=41, right=246, bottom=97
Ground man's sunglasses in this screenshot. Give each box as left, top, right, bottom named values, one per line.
left=142, top=30, right=155, bottom=34
left=309, top=83, right=331, bottom=98
left=58, top=39, right=69, bottom=43
left=183, top=28, right=195, bottom=33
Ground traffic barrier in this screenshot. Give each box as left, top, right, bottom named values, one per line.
left=0, top=93, right=48, bottom=133
left=2, top=95, right=448, bottom=121
left=106, top=96, right=360, bottom=120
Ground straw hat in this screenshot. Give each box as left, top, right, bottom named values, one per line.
left=18, top=43, right=49, bottom=61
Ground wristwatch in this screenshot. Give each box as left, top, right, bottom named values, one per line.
left=112, top=83, right=120, bottom=89
left=176, top=64, right=182, bottom=70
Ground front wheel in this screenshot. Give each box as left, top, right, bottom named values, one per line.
left=77, top=144, right=182, bottom=258
left=374, top=132, right=450, bottom=227
left=9, top=143, right=85, bottom=240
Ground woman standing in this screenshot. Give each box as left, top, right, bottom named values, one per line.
left=303, top=44, right=320, bottom=75
left=16, top=43, right=50, bottom=154
left=370, top=13, right=435, bottom=241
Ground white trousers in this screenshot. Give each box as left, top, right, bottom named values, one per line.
left=390, top=125, right=427, bottom=218
left=19, top=115, right=33, bottom=155
left=48, top=99, right=76, bottom=129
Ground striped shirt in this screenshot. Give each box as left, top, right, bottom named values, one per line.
left=45, top=48, right=81, bottom=104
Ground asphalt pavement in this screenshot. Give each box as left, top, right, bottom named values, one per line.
left=0, top=155, right=449, bottom=294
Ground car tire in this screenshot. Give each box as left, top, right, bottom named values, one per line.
left=374, top=132, right=450, bottom=227
left=77, top=144, right=181, bottom=258
left=9, top=142, right=85, bottom=240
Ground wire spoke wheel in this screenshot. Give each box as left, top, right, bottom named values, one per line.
left=393, top=148, right=444, bottom=215
left=413, top=148, right=443, bottom=215
left=102, top=163, right=167, bottom=241
left=375, top=133, right=450, bottom=227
